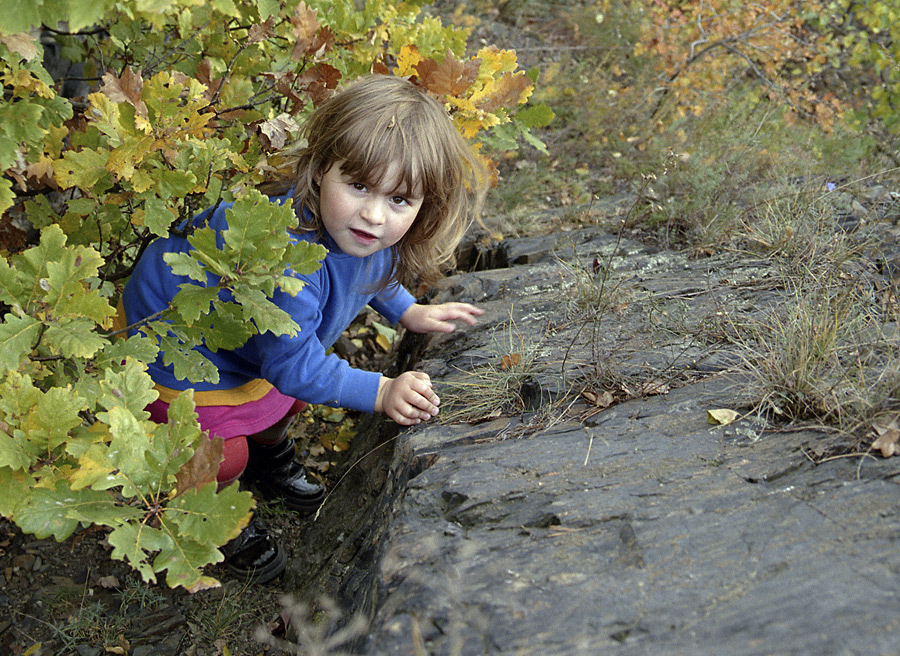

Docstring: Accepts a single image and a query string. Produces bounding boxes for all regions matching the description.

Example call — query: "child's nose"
[361,198,386,225]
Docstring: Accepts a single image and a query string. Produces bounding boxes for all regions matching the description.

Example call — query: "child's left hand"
[399,302,484,334]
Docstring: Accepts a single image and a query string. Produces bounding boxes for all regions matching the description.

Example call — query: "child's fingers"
[441,303,483,325]
[387,372,440,424]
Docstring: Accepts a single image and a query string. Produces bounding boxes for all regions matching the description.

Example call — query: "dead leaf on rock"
[707,408,740,426]
[582,389,614,408]
[97,575,120,589]
[871,420,900,457]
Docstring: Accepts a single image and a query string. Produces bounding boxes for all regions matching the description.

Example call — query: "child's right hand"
[375,371,440,425]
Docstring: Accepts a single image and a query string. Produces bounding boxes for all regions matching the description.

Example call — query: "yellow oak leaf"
[476,45,519,75]
[395,44,423,76]
[475,72,533,112]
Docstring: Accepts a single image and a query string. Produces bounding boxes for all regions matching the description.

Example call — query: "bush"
[0,0,550,591]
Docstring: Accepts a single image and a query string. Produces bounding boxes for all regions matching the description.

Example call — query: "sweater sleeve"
[368,281,416,325]
[251,276,383,413]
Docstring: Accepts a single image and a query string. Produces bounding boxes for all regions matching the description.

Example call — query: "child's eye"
[351,182,367,192]
[390,195,409,206]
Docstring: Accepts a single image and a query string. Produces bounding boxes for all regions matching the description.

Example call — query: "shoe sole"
[224,548,287,584]
[253,483,326,515]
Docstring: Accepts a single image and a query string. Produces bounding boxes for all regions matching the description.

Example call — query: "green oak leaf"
[0,466,33,517]
[104,405,156,497]
[96,357,158,418]
[19,385,85,454]
[142,391,202,490]
[152,525,224,590]
[153,329,219,383]
[107,522,175,584]
[163,251,208,282]
[53,146,110,190]
[0,432,32,471]
[171,284,219,323]
[166,481,253,545]
[287,240,328,276]
[44,319,108,358]
[14,481,122,541]
[232,286,297,335]
[0,314,41,372]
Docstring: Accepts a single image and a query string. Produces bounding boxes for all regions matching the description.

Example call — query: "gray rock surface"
[337,228,900,655]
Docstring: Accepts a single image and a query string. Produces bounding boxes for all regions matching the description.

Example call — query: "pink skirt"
[146,386,302,439]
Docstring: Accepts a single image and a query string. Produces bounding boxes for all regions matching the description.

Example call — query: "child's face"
[317,160,424,257]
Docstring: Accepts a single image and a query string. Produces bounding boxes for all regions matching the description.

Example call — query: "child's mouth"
[350,228,378,244]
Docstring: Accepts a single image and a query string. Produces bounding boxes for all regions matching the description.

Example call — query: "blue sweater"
[121,197,416,413]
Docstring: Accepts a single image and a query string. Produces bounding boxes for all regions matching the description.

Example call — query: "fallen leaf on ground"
[707,408,740,426]
[582,389,615,408]
[872,421,900,457]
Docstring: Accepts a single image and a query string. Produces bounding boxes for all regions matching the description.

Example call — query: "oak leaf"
[257,113,300,151]
[298,63,341,107]
[0,33,40,61]
[707,408,740,425]
[416,51,480,97]
[100,67,147,119]
[195,59,223,100]
[290,1,320,60]
[582,389,615,408]
[174,436,224,497]
[476,72,532,112]
[248,17,275,44]
[395,44,423,76]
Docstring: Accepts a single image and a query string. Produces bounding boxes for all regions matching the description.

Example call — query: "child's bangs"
[336,115,430,197]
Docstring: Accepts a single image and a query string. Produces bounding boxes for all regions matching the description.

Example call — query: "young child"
[120,74,487,583]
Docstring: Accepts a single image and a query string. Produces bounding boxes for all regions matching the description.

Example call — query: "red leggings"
[216,400,307,486]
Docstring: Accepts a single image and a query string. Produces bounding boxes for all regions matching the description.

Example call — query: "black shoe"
[245,437,326,514]
[221,514,286,584]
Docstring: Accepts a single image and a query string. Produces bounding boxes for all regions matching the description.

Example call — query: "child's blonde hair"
[292,74,486,289]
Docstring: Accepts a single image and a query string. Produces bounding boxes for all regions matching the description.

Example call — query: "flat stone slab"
[345,230,900,655]
[366,386,900,655]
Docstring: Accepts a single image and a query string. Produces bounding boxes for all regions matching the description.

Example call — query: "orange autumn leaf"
[416,51,480,97]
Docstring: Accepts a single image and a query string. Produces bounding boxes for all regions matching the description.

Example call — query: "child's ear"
[314,161,335,185]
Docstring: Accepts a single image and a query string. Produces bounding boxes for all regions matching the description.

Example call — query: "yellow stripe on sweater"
[154,379,275,406]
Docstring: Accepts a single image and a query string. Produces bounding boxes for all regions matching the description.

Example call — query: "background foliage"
[0,0,550,591]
